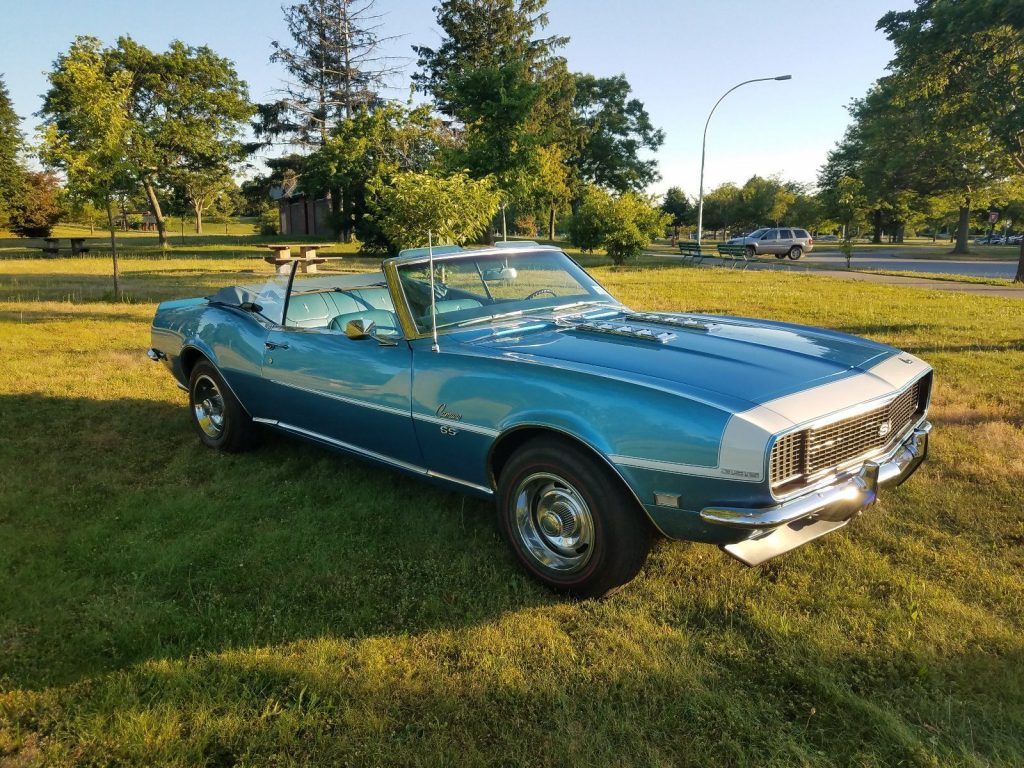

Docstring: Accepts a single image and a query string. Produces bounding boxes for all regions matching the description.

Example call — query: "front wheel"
[188,360,256,452]
[496,437,653,598]
[745,245,757,259]
[788,246,803,260]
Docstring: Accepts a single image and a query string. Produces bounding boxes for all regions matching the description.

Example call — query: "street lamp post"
[696,75,792,245]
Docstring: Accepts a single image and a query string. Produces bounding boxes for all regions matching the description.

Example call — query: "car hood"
[464,309,895,409]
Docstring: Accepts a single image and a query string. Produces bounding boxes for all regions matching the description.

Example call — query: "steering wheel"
[525,288,557,300]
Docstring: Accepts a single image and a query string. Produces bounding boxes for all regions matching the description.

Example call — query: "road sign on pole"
[989,211,1000,224]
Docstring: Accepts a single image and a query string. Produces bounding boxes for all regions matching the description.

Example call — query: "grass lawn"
[1,254,1022,766]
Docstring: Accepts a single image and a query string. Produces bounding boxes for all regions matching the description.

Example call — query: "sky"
[0,0,911,196]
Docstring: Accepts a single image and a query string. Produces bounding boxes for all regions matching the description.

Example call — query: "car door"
[759,229,781,254]
[778,229,795,253]
[259,265,422,467]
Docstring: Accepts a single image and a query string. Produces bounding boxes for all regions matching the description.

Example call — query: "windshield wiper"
[452,309,526,328]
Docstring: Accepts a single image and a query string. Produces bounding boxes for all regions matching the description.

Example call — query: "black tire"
[496,437,653,598]
[188,359,256,452]
[745,245,757,259]
[788,246,803,260]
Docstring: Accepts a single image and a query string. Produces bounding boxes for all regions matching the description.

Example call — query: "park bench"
[264,243,332,274]
[41,237,90,257]
[677,241,708,265]
[716,243,752,269]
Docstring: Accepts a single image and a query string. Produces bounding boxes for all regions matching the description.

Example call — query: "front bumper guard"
[702,421,930,566]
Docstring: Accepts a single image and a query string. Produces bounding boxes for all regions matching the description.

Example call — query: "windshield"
[396,249,615,334]
[746,228,768,239]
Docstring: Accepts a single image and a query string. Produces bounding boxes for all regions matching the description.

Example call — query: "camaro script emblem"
[878,421,892,438]
[436,403,463,422]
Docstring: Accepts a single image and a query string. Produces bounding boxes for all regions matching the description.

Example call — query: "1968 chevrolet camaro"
[149,243,932,597]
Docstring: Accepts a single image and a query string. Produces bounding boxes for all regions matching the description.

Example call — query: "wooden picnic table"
[263,244,333,274]
[41,237,90,257]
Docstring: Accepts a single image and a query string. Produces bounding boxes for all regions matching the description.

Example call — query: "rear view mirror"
[345,319,376,340]
[482,267,518,282]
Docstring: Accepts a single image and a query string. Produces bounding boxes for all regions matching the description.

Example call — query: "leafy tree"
[834,176,869,267]
[530,144,572,241]
[368,171,500,252]
[0,75,25,232]
[40,37,136,294]
[877,0,1023,276]
[10,172,64,238]
[43,37,253,249]
[413,0,573,209]
[109,38,253,247]
[301,104,445,244]
[700,182,741,234]
[570,74,664,193]
[661,187,691,238]
[567,185,667,264]
[174,165,237,234]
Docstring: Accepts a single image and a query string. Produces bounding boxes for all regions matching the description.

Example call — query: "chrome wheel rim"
[193,374,226,439]
[513,472,594,574]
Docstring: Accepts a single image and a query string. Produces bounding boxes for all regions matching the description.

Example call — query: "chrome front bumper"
[702,421,931,566]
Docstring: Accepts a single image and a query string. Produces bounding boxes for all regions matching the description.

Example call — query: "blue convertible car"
[149,244,932,597]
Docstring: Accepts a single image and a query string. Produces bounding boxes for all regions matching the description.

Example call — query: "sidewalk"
[789,268,1024,300]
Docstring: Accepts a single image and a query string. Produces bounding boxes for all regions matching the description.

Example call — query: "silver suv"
[727,227,814,260]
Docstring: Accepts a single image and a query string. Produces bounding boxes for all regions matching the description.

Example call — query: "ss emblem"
[440,425,459,437]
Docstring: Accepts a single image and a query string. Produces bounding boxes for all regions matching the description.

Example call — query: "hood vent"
[625,312,711,332]
[562,319,676,344]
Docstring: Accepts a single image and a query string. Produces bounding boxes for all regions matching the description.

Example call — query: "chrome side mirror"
[345,319,376,340]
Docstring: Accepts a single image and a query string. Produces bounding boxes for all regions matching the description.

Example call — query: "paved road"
[806,252,1017,279]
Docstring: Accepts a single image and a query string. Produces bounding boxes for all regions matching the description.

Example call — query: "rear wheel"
[496,437,653,598]
[188,360,256,452]
[788,246,803,260]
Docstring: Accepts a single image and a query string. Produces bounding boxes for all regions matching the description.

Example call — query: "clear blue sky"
[1,0,910,195]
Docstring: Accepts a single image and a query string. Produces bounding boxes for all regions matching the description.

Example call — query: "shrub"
[11,171,63,238]
[568,186,668,264]
[258,203,279,236]
[369,171,500,252]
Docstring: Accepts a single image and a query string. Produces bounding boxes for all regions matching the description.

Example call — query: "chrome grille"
[769,431,807,487]
[769,378,926,491]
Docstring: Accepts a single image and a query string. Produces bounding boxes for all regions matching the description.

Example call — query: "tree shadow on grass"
[0,393,547,692]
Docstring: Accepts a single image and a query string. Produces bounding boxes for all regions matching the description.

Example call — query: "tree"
[174,165,236,234]
[264,0,403,241]
[413,0,573,209]
[567,185,668,264]
[878,0,1024,279]
[0,75,25,232]
[301,103,446,244]
[661,187,691,238]
[368,171,500,252]
[109,38,253,247]
[43,37,253,249]
[40,36,135,295]
[834,176,869,267]
[570,74,664,193]
[10,172,63,238]
[266,0,400,145]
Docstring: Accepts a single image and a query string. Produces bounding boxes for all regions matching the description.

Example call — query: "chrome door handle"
[265,341,289,350]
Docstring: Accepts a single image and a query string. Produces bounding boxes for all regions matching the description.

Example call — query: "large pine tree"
[413,0,574,208]
[0,75,25,231]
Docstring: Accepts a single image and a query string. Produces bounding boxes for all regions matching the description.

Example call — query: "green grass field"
[1,254,1022,766]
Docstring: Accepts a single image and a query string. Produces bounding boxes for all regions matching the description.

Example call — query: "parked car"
[149,244,932,597]
[1008,234,1022,245]
[817,234,840,242]
[974,234,1004,245]
[726,227,815,259]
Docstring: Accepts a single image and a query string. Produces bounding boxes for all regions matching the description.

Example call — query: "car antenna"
[428,231,440,353]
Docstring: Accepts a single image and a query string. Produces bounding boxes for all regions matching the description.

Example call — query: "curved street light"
[696,75,792,245]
